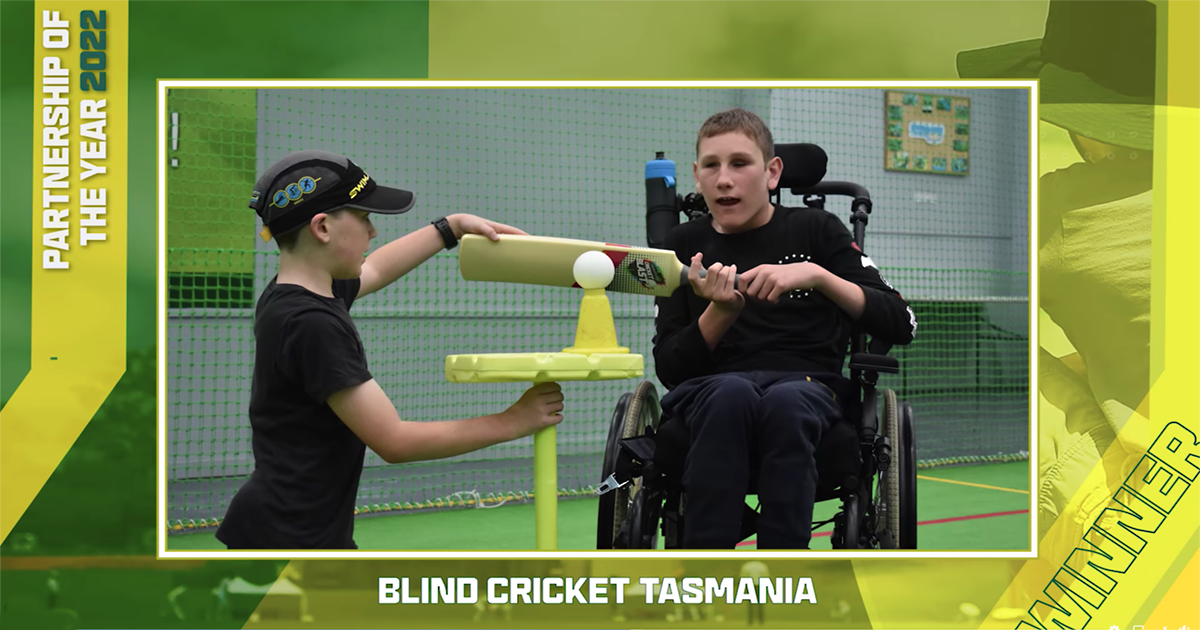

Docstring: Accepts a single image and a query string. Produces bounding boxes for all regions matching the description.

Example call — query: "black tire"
[876,389,901,548]
[899,401,918,549]
[596,381,661,549]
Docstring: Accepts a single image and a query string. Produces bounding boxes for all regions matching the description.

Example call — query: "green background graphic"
[2,1,1197,630]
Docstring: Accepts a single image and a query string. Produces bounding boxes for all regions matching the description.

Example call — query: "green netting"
[165,87,1030,530]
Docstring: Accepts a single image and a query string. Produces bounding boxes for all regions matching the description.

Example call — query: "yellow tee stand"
[445,288,643,550]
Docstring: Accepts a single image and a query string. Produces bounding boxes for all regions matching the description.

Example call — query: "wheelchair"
[596,143,918,550]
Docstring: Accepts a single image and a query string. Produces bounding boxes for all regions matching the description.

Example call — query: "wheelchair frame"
[596,144,918,550]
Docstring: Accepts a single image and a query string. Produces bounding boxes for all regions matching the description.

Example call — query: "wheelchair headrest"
[772,143,828,191]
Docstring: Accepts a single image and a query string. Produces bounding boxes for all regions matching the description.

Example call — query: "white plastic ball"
[573,250,615,289]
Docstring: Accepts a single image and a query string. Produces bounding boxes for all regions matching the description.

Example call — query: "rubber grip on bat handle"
[686,267,741,291]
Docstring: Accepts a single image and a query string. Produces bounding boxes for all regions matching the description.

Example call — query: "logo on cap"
[272,176,322,208]
[348,173,371,199]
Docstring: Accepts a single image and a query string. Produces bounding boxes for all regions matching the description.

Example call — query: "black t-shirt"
[653,204,917,390]
[216,277,373,549]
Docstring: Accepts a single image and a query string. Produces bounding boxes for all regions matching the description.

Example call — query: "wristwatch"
[432,216,457,249]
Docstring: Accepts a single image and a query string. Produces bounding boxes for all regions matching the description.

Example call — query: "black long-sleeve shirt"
[652,204,917,390]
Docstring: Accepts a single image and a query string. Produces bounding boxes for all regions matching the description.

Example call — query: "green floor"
[169,461,1030,551]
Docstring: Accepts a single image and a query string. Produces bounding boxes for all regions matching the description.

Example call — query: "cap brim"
[958,39,1156,151]
[1039,64,1155,151]
[1042,103,1155,151]
[344,184,416,215]
[956,38,1044,80]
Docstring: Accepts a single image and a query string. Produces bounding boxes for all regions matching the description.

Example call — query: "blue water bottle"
[645,151,678,248]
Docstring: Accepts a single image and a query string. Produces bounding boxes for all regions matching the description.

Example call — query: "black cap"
[250,150,416,242]
[956,0,1156,150]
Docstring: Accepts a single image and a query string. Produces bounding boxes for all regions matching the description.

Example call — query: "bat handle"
[690,267,741,291]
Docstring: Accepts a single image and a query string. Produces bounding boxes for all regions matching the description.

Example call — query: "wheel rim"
[875,389,901,548]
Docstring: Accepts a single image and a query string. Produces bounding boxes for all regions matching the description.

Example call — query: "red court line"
[918,509,1029,526]
[736,508,1030,547]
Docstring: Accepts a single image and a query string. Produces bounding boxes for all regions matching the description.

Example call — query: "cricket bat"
[458,234,739,297]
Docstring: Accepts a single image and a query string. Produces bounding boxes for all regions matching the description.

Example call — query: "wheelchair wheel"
[899,401,918,549]
[597,392,632,548]
[596,381,661,549]
[876,389,902,548]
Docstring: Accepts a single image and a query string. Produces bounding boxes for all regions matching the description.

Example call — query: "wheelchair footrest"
[596,434,658,496]
[849,352,899,373]
[621,434,658,462]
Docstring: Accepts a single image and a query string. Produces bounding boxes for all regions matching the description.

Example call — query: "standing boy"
[216,150,564,549]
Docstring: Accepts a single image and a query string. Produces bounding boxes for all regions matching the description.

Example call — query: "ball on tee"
[573,251,615,289]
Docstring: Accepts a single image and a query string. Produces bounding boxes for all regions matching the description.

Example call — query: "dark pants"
[661,372,841,549]
[749,602,765,626]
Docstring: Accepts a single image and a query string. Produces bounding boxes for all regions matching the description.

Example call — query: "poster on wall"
[885,90,971,175]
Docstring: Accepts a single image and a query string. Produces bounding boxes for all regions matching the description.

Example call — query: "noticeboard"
[885,91,971,176]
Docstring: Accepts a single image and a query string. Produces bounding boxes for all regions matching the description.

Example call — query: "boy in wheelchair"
[652,108,917,549]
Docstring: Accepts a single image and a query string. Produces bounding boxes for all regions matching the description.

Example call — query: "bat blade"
[458,234,688,297]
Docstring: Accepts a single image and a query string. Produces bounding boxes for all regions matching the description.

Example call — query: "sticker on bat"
[627,258,665,289]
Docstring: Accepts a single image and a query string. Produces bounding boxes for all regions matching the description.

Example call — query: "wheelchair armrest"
[849,352,899,374]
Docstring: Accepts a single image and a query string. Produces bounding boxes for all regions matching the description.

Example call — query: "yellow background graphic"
[2,0,128,542]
